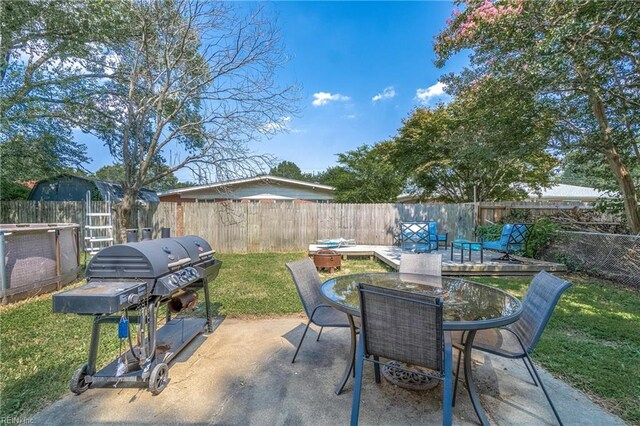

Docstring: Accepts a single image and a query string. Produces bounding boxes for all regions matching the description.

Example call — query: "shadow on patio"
[33,317,623,425]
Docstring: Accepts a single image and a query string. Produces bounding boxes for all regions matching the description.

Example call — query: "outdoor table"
[320,272,522,426]
[451,238,484,263]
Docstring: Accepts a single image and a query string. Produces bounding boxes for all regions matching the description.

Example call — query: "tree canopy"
[318,144,404,203]
[390,76,557,202]
[435,0,640,231]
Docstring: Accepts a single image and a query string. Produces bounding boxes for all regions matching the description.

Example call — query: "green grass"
[473,275,640,424]
[0,252,638,424]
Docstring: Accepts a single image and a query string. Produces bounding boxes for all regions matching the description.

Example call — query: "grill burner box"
[53,235,222,395]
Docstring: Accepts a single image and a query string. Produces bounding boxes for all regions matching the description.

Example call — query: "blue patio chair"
[399,222,438,253]
[481,223,532,262]
[351,283,453,425]
[428,221,448,248]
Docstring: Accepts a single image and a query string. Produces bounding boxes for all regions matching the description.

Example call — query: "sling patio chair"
[399,252,443,276]
[351,283,453,426]
[452,271,571,426]
[428,221,449,248]
[286,258,352,363]
[481,223,532,263]
[399,222,439,253]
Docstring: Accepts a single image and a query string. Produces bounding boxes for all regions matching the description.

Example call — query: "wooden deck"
[308,244,566,276]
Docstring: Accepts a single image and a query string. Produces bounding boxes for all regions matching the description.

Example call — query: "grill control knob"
[127,294,140,304]
[170,275,179,285]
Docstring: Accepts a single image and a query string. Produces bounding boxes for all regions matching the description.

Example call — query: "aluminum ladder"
[85,191,114,256]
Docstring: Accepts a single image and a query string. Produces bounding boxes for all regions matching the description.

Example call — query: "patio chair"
[481,223,532,262]
[285,258,351,363]
[452,271,571,425]
[399,222,438,253]
[428,221,448,248]
[351,283,453,426]
[399,252,442,276]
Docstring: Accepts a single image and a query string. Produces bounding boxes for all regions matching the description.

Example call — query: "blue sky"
[81,1,467,180]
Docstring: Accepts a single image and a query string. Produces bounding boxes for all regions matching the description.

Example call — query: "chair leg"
[452,331,466,407]
[291,318,312,363]
[316,326,323,342]
[350,339,365,426]
[526,354,563,426]
[373,356,381,383]
[443,338,453,426]
[452,349,462,406]
[522,356,538,387]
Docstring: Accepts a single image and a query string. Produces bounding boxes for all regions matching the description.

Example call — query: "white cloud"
[260,116,291,134]
[312,92,350,106]
[415,82,448,104]
[372,86,396,102]
[344,114,357,119]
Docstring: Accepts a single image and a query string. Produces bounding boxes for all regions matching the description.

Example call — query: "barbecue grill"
[53,235,222,395]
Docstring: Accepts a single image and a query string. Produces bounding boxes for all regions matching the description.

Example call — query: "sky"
[79,1,467,181]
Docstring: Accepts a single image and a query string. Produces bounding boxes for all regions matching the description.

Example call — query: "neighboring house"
[526,184,607,202]
[397,183,607,204]
[28,175,159,203]
[159,175,335,203]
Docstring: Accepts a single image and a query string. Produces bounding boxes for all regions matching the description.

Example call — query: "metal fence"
[543,231,640,289]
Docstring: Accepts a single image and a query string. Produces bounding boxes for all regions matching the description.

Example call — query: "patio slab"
[309,245,567,276]
[33,317,622,425]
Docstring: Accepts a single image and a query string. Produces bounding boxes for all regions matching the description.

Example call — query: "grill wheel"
[70,364,90,394]
[149,362,169,395]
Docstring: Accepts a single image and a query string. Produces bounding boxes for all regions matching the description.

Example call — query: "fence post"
[176,202,184,236]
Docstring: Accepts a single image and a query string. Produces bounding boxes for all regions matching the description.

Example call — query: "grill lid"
[173,235,214,262]
[87,239,191,279]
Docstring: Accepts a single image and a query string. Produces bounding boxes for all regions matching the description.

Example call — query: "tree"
[94,164,181,192]
[1,0,132,197]
[435,0,640,232]
[88,1,297,239]
[320,144,404,203]
[390,77,557,202]
[0,119,89,196]
[269,161,306,181]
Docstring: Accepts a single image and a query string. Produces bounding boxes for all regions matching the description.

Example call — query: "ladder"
[85,191,114,256]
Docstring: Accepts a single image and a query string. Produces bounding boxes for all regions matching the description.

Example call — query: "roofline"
[29,173,158,194]
[159,175,335,196]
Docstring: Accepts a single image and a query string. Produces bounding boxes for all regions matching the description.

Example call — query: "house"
[159,175,335,203]
[28,175,159,203]
[526,184,607,202]
[397,184,606,204]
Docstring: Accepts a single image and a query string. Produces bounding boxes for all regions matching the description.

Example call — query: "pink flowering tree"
[435,0,640,233]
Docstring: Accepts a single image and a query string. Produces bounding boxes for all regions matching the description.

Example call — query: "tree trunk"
[589,94,640,234]
[117,191,136,243]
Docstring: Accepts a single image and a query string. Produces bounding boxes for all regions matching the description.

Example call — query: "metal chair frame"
[452,271,571,426]
[399,222,438,253]
[483,223,533,263]
[286,258,351,363]
[351,283,453,426]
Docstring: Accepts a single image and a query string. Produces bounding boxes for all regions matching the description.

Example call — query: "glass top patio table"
[320,272,522,331]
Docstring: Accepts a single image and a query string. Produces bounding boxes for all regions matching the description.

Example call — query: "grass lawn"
[0,252,638,424]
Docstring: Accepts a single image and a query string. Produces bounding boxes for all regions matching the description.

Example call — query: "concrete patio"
[34,317,623,425]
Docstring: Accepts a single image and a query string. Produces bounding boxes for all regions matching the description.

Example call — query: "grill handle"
[198,249,215,258]
[168,258,191,269]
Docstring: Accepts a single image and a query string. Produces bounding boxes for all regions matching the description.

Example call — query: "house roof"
[397,184,607,203]
[527,184,607,200]
[29,174,159,202]
[159,175,334,196]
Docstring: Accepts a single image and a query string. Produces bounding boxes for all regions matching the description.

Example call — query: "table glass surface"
[321,273,522,329]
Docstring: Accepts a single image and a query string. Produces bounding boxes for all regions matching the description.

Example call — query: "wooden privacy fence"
[0,201,476,253]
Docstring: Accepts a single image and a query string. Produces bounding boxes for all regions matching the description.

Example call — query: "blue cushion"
[499,224,513,246]
[482,241,504,251]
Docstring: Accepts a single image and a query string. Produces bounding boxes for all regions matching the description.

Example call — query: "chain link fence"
[543,231,640,290]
